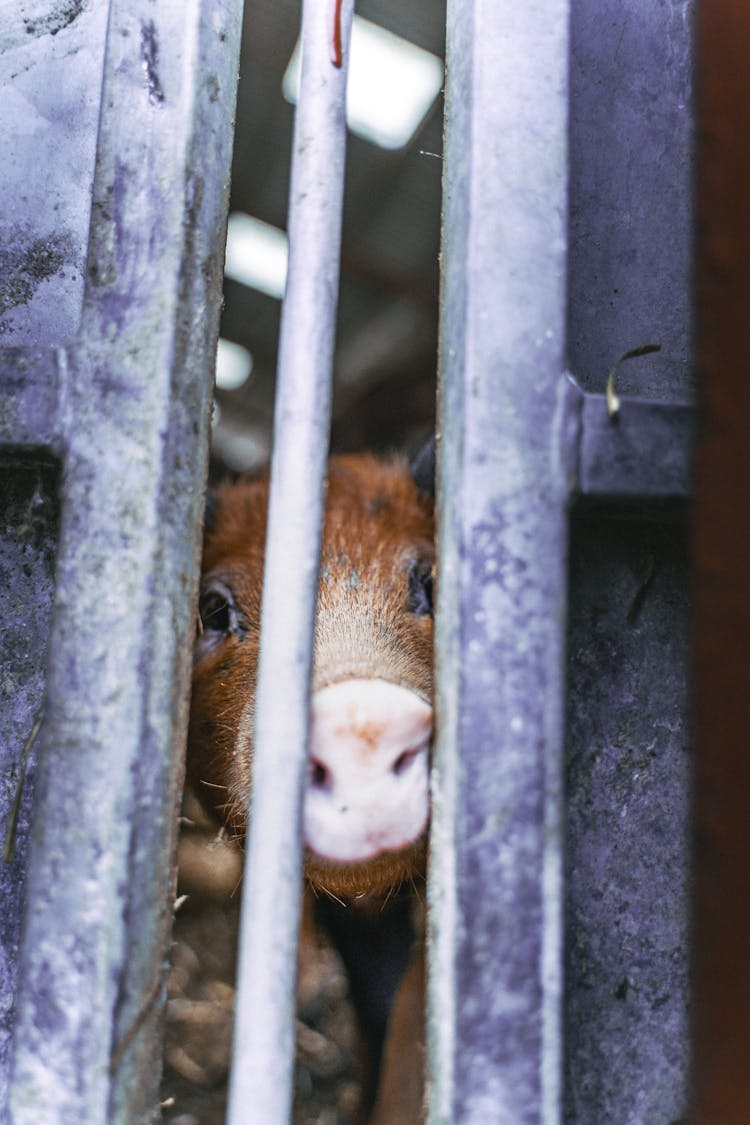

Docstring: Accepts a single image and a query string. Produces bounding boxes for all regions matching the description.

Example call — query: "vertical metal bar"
[226,2,353,1121]
[693,2,750,1120]
[6,1,241,1119]
[430,2,569,1122]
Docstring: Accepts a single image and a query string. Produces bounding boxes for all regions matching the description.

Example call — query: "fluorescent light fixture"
[224,213,288,298]
[282,16,443,150]
[216,338,253,391]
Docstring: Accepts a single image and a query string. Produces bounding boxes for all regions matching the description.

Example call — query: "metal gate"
[431,2,693,1121]
[0,1,242,1120]
[0,0,705,1122]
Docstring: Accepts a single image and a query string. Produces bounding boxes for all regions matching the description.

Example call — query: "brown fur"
[186,453,433,1119]
[187,453,433,896]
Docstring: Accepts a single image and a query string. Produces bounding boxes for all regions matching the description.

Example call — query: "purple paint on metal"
[2,0,242,1119]
[565,517,691,1121]
[0,0,109,346]
[0,460,59,1115]
[433,0,694,1120]
[0,352,63,453]
[431,2,570,1120]
[563,1,694,1119]
[567,0,694,401]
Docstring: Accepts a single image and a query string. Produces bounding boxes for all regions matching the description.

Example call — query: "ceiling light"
[282,16,443,150]
[224,213,288,298]
[216,338,254,390]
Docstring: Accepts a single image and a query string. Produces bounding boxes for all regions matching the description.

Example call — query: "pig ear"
[409,436,435,498]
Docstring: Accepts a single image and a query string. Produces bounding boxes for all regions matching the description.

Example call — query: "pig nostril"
[310,758,331,791]
[393,747,420,776]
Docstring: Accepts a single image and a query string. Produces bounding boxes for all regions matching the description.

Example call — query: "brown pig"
[186,451,435,1122]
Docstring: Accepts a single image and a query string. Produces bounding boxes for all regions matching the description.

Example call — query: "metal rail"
[226,2,354,1121]
[3,0,242,1119]
[431,2,570,1121]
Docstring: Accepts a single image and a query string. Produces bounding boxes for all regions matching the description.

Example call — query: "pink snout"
[305,678,432,864]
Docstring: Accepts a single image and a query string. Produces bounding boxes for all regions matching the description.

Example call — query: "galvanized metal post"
[430,2,570,1122]
[226,2,353,1122]
[564,3,694,1121]
[1,0,242,1120]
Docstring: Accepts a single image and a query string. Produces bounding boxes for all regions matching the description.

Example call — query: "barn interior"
[210,0,445,479]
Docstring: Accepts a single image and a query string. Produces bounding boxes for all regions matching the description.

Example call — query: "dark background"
[211,0,445,477]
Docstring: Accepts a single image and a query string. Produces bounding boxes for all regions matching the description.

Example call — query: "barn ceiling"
[212,0,446,475]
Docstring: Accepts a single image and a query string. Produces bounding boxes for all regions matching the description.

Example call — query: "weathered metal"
[568,386,695,502]
[433,1,694,1122]
[565,515,691,1122]
[567,0,694,402]
[0,0,700,1120]
[0,0,242,1120]
[226,2,354,1122]
[431,3,570,1120]
[0,457,60,1114]
[563,1,694,1117]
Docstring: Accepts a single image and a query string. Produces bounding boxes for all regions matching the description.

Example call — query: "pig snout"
[304,678,432,865]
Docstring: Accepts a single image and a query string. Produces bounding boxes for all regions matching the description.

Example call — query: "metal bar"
[0,350,64,452]
[431,2,570,1122]
[567,0,693,401]
[226,2,353,1121]
[564,517,691,1122]
[562,2,694,1117]
[565,384,696,501]
[7,1,241,1119]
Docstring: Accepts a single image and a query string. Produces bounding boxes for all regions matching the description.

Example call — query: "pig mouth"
[304,833,428,899]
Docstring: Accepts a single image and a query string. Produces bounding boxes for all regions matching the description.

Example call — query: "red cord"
[332,0,343,67]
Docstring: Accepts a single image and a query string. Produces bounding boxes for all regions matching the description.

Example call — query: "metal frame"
[432,3,571,1120]
[227,2,354,1121]
[692,2,750,1119]
[0,1,242,1119]
[432,1,694,1122]
[0,0,700,1120]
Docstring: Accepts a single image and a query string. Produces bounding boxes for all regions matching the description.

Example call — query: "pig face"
[187,454,435,900]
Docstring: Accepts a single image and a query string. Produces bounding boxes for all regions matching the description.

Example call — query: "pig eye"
[198,582,238,637]
[408,559,434,617]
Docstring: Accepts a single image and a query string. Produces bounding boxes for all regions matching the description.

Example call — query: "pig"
[186,448,435,1122]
